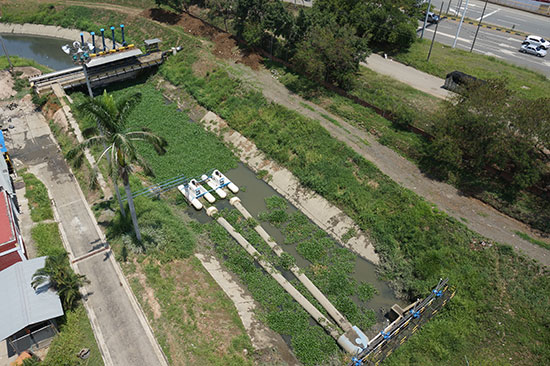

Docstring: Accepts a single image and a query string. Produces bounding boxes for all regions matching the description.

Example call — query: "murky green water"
[0,34,74,70]
[189,162,404,328]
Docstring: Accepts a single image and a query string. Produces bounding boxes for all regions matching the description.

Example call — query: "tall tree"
[292,23,369,89]
[32,254,89,310]
[427,79,543,193]
[206,0,236,31]
[72,91,168,241]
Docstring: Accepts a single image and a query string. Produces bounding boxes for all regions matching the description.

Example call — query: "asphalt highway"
[428,0,549,37]
[421,18,550,76]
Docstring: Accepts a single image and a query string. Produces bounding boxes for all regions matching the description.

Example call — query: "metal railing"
[9,323,58,355]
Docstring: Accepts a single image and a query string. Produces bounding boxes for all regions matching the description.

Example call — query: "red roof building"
[0,190,26,272]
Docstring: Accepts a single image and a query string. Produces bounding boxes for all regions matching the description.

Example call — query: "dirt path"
[232,62,550,267]
[361,54,453,100]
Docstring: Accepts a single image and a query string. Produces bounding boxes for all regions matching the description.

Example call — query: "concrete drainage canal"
[168,162,454,364]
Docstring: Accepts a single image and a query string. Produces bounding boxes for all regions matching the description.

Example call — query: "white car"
[522,35,550,50]
[519,44,547,57]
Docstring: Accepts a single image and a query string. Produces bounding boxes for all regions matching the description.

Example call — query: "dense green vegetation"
[260,196,378,322]
[21,171,54,222]
[160,53,550,365]
[199,212,343,365]
[394,38,550,100]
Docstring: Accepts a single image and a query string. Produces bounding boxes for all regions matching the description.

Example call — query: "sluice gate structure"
[28,24,168,95]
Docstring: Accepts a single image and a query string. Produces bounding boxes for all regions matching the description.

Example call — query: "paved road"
[429,0,550,37]
[421,19,550,76]
[4,96,168,366]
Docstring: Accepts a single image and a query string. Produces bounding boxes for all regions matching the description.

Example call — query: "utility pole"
[452,0,469,48]
[446,0,452,15]
[470,0,489,52]
[421,0,433,40]
[456,0,463,16]
[428,2,445,61]
[0,35,13,75]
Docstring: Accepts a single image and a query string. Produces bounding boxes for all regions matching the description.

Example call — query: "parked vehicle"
[519,44,547,57]
[426,11,440,24]
[443,71,486,93]
[522,35,550,50]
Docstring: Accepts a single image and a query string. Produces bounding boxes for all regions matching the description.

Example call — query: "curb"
[442,16,527,37]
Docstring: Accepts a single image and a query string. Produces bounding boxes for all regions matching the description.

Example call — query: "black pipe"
[111,26,116,50]
[120,24,126,46]
[101,28,106,52]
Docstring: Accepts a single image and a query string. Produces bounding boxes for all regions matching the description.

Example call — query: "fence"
[9,323,58,355]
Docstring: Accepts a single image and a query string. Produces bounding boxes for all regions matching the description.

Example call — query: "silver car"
[519,44,547,57]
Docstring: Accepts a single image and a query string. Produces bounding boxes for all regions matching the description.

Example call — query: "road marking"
[543,61,550,67]
[476,9,499,21]
[499,49,516,56]
[424,28,472,43]
[484,52,502,59]
[497,43,515,49]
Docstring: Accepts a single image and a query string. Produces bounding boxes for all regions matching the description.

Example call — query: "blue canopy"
[0,130,7,153]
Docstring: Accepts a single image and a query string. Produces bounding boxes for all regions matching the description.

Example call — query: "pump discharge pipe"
[206,206,341,340]
[230,197,353,331]
[229,198,368,353]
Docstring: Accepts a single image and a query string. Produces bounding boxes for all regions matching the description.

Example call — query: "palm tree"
[71,90,167,241]
[32,253,89,310]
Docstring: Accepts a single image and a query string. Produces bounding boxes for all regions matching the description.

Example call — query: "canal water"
[189,162,404,329]
[0,34,74,70]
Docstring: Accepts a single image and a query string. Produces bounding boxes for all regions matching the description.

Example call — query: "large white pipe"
[206,207,341,340]
[229,197,353,332]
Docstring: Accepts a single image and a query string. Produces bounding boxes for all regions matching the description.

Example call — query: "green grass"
[0,55,52,73]
[32,223,66,257]
[42,306,104,366]
[394,38,550,100]
[515,231,550,250]
[265,60,429,161]
[161,58,550,365]
[21,171,54,222]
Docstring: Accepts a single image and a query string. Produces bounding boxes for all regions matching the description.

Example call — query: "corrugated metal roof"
[86,48,143,68]
[0,257,64,340]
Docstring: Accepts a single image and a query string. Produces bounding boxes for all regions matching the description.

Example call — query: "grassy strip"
[515,231,550,250]
[130,257,254,366]
[42,306,104,366]
[265,60,429,162]
[31,223,66,257]
[393,38,550,100]
[160,56,550,365]
[0,55,52,73]
[21,171,54,222]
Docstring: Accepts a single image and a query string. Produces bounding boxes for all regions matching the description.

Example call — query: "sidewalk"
[4,95,168,366]
[362,54,453,100]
